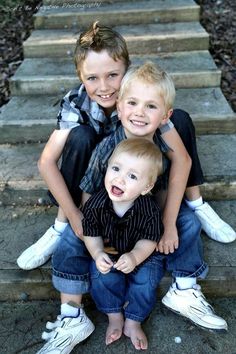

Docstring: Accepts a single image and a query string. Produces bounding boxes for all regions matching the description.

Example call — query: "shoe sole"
[162,301,228,332]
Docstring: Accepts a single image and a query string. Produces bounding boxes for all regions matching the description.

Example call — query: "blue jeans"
[52,225,91,294]
[89,203,208,322]
[90,254,164,322]
[52,203,208,295]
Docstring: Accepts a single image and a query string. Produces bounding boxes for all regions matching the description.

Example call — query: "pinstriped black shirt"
[82,188,163,255]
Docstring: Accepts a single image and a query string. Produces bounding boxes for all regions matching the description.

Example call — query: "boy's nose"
[135,106,144,117]
[100,79,108,91]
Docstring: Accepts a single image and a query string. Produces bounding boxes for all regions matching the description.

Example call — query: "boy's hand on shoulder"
[68,208,84,239]
[114,252,137,274]
[157,225,179,254]
[95,252,113,274]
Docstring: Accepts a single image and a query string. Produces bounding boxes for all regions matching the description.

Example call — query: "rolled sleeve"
[57,90,82,130]
[159,119,174,134]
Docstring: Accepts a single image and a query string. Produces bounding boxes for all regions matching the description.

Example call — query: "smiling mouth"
[111,185,124,196]
[130,119,147,126]
[99,93,114,99]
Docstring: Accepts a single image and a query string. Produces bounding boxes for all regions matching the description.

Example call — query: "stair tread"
[1,88,235,127]
[36,0,198,15]
[34,0,199,29]
[1,200,235,301]
[1,201,235,270]
[24,22,208,46]
[0,135,235,187]
[13,51,219,77]
[11,51,222,94]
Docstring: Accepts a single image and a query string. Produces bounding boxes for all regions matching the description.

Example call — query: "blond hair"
[109,138,163,185]
[74,21,130,77]
[118,62,175,112]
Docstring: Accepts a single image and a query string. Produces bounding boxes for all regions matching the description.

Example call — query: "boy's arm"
[114,239,156,274]
[82,192,91,206]
[80,136,114,195]
[158,127,192,254]
[38,129,83,236]
[83,236,113,274]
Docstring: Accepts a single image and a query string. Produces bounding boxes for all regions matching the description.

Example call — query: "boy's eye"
[147,104,157,109]
[128,173,137,180]
[127,100,136,106]
[87,76,96,81]
[112,166,119,171]
[109,73,118,78]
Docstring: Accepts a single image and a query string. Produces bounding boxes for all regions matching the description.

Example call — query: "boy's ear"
[141,183,154,196]
[161,108,173,125]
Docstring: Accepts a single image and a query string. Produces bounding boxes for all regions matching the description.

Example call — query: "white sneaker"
[37,309,95,354]
[17,225,61,270]
[195,202,236,243]
[162,283,227,331]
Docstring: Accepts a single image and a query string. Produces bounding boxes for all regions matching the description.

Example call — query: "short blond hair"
[74,21,130,77]
[109,138,163,185]
[118,62,175,112]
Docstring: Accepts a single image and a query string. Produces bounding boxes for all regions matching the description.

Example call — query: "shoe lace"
[41,315,62,341]
[192,284,214,313]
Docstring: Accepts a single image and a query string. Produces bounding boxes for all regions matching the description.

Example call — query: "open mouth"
[111,185,124,196]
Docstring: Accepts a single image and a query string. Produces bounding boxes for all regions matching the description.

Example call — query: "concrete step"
[1,200,235,301]
[1,298,236,353]
[0,134,235,206]
[23,22,209,57]
[1,88,235,144]
[10,51,221,95]
[34,0,199,30]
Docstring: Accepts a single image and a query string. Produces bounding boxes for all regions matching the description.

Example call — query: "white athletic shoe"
[37,309,95,354]
[162,283,227,331]
[17,225,61,270]
[195,202,236,243]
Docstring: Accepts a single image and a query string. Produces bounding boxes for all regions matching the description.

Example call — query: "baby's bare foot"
[106,313,124,345]
[123,318,148,350]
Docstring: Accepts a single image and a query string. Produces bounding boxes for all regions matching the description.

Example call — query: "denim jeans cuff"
[96,306,123,314]
[172,262,208,279]
[52,274,90,295]
[125,311,147,323]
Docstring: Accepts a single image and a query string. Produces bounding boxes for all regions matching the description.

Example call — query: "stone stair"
[0,0,235,302]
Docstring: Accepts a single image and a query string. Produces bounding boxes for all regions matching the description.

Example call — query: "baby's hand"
[95,252,113,274]
[113,252,137,274]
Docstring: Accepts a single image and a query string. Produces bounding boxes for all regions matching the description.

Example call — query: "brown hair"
[109,138,163,185]
[74,21,130,77]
